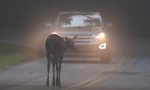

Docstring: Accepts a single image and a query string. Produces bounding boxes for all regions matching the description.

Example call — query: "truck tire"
[100,52,111,64]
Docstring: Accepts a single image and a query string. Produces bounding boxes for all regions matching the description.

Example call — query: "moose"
[45,34,76,87]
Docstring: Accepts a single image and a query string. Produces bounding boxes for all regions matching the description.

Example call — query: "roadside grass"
[0,43,41,69]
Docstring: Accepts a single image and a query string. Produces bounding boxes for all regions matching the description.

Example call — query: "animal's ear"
[71,36,77,40]
[65,36,69,40]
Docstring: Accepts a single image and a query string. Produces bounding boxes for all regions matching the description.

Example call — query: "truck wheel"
[100,53,111,64]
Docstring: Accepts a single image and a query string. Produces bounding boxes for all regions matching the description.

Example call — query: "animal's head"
[64,36,77,51]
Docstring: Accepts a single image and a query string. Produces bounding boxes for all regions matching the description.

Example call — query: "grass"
[0,43,41,69]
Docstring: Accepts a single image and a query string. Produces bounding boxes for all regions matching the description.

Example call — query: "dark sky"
[0,0,150,37]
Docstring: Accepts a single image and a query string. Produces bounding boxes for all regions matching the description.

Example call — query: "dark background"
[0,0,150,38]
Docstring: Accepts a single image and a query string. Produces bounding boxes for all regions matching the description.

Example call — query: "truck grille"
[61,34,97,45]
[75,35,97,45]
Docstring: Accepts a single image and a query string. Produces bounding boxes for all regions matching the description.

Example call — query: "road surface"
[0,47,150,90]
[0,29,150,90]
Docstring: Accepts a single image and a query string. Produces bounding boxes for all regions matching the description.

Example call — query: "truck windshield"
[59,14,101,28]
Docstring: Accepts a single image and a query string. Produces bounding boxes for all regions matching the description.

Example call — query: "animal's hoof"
[56,84,61,87]
[52,81,55,86]
[46,81,49,87]
[56,82,61,87]
[46,84,49,87]
[52,84,55,86]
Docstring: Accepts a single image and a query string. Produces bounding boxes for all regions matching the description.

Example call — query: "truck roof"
[58,11,100,15]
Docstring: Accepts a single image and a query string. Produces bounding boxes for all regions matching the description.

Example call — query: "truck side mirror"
[46,23,52,27]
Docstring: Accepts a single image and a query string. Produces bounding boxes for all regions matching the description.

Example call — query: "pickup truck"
[49,12,111,63]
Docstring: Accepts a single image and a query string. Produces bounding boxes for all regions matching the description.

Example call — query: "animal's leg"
[56,60,60,87]
[52,60,56,86]
[46,52,50,87]
[56,56,63,87]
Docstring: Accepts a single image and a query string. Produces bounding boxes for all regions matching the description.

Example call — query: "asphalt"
[0,28,150,90]
[0,46,150,90]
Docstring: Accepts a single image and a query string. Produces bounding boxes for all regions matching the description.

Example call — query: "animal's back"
[45,34,65,56]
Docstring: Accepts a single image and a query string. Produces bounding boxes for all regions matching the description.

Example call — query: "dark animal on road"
[45,34,76,87]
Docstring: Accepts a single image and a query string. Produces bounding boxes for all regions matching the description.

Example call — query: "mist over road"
[0,49,150,90]
[0,28,150,90]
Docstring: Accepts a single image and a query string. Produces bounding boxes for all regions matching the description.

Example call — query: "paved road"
[0,49,150,90]
[0,29,150,90]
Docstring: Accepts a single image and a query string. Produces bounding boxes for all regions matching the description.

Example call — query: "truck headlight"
[99,43,107,49]
[51,32,58,35]
[95,32,105,40]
